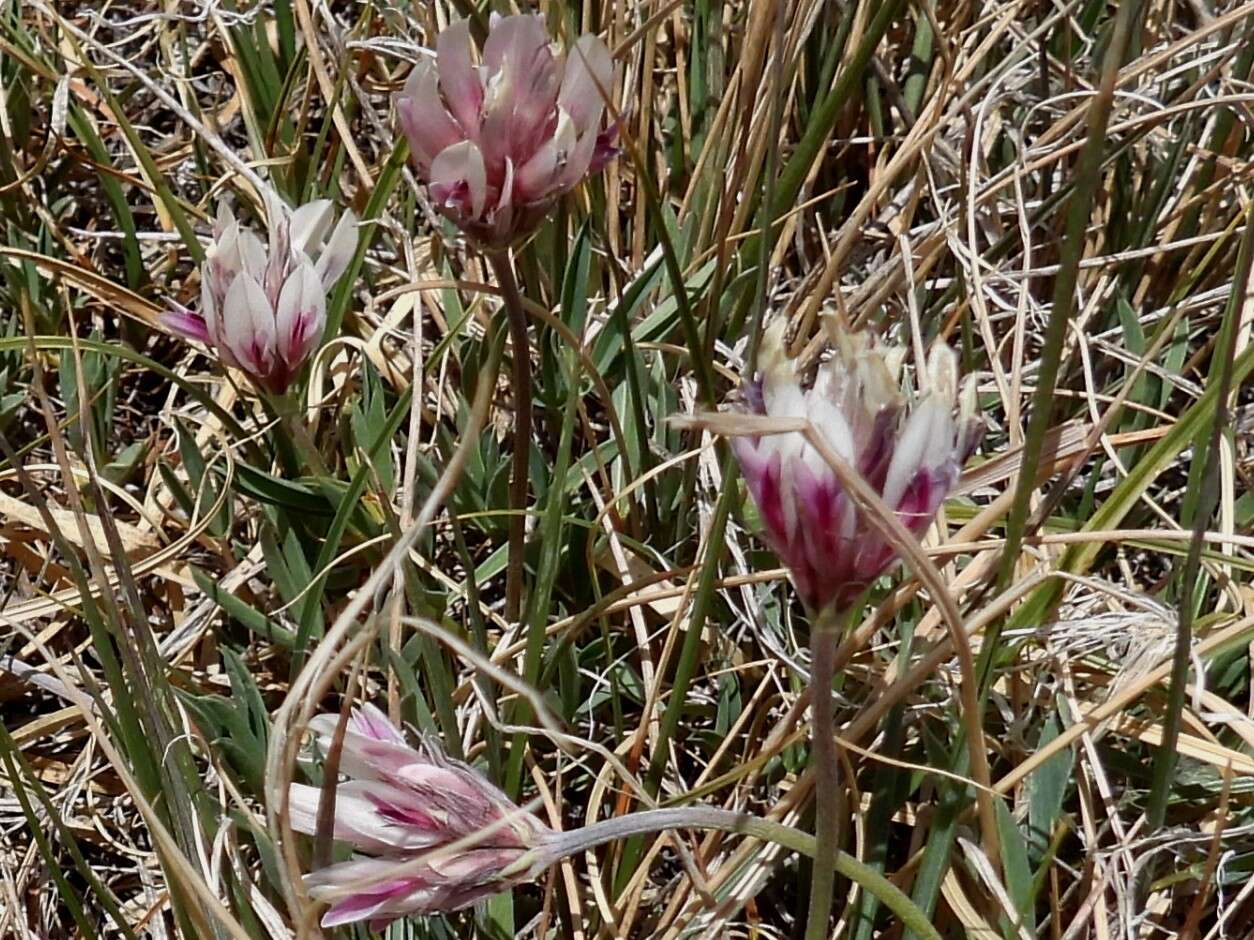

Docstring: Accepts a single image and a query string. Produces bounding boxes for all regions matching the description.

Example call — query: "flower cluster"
[396,15,617,246]
[163,199,356,395]
[730,318,982,614]
[289,706,551,930]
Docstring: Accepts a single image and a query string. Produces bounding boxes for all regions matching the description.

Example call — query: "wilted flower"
[395,15,617,246]
[731,318,982,614]
[289,705,551,929]
[163,199,357,395]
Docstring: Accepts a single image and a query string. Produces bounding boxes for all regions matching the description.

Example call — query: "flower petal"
[430,140,488,219]
[288,782,443,853]
[161,307,210,343]
[237,229,268,282]
[348,703,408,745]
[514,108,575,202]
[437,19,484,134]
[275,262,325,367]
[397,58,464,174]
[881,398,950,510]
[221,272,276,379]
[558,34,613,134]
[481,15,560,166]
[212,201,234,239]
[289,199,334,255]
[314,209,357,289]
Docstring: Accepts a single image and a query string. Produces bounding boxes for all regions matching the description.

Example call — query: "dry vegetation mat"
[1,0,1253,937]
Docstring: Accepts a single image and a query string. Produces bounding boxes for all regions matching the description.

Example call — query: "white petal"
[275,263,326,365]
[558,34,613,134]
[289,200,334,254]
[314,210,357,289]
[237,229,268,282]
[222,272,276,377]
[430,140,488,218]
[882,400,947,509]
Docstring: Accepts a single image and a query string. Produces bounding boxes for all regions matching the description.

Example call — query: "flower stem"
[536,806,939,940]
[806,603,845,940]
[487,250,531,624]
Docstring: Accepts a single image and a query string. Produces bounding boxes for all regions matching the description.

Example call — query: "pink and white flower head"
[162,198,357,395]
[731,317,982,614]
[289,705,552,929]
[395,15,618,247]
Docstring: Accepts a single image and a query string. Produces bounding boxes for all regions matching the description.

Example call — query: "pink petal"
[397,58,464,174]
[161,307,211,343]
[437,19,484,135]
[480,15,560,168]
[514,109,575,202]
[288,782,443,853]
[348,704,408,745]
[881,399,951,510]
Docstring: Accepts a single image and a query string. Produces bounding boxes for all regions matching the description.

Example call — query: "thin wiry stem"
[488,249,532,624]
[805,602,846,940]
[535,806,940,940]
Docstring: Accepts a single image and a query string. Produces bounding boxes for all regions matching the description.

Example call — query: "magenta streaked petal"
[220,272,276,380]
[894,465,955,534]
[481,15,561,168]
[348,704,409,745]
[161,307,211,343]
[858,406,900,490]
[320,877,424,928]
[275,262,325,367]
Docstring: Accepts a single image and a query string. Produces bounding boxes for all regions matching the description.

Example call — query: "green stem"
[990,0,1141,610]
[806,603,847,940]
[487,249,532,624]
[1144,195,1254,831]
[536,807,939,940]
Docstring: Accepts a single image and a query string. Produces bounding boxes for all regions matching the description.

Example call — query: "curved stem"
[806,603,845,940]
[536,806,939,940]
[487,250,531,624]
